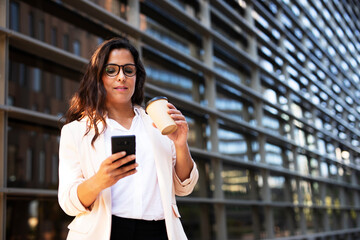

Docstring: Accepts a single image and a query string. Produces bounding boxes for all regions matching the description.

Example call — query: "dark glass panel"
[28,12,35,37]
[179,203,215,240]
[311,182,322,206]
[304,208,315,233]
[265,142,283,166]
[329,209,342,230]
[10,1,20,31]
[218,128,247,158]
[185,159,212,199]
[73,40,81,56]
[7,120,60,189]
[51,27,58,46]
[10,0,100,59]
[273,207,293,237]
[226,205,255,239]
[6,196,72,240]
[9,49,79,117]
[349,210,358,228]
[216,84,244,121]
[269,175,286,202]
[62,34,69,51]
[145,64,197,101]
[222,165,255,200]
[300,180,313,206]
[262,112,281,135]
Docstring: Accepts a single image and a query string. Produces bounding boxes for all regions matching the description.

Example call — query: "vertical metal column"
[0,0,8,239]
[277,6,297,235]
[320,181,330,231]
[127,0,141,58]
[350,157,360,228]
[246,1,274,237]
[196,3,211,239]
[304,47,322,233]
[339,170,348,230]
[243,93,260,238]
[201,1,226,239]
[198,160,211,240]
[243,1,262,238]
[128,0,139,28]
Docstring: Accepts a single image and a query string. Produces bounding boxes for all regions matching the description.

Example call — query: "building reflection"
[2,0,360,239]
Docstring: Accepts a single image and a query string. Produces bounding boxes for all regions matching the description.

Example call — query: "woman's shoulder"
[62,118,88,132]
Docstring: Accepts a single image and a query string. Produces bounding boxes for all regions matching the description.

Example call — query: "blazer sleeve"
[58,123,90,216]
[171,142,199,196]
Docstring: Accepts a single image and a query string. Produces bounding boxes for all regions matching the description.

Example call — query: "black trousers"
[110,215,168,240]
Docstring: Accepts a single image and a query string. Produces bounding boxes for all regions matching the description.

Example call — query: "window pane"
[9,50,79,116]
[73,40,81,56]
[226,206,255,239]
[218,128,247,158]
[12,0,99,58]
[179,203,215,240]
[10,2,20,31]
[222,166,254,200]
[270,175,286,202]
[7,120,60,189]
[273,207,294,237]
[6,197,72,240]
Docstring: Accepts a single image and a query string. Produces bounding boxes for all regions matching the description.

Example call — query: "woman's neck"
[107,103,135,128]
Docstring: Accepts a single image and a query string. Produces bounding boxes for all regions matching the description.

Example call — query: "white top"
[104,108,168,220]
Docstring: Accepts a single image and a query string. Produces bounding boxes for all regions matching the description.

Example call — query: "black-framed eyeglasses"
[104,63,137,78]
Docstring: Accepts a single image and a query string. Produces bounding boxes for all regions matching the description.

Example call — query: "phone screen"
[111,135,136,167]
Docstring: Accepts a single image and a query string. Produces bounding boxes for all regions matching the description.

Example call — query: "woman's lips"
[114,86,128,91]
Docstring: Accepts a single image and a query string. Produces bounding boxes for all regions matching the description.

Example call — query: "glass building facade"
[1,0,360,239]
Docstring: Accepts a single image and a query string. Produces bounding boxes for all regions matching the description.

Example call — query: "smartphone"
[111,135,136,168]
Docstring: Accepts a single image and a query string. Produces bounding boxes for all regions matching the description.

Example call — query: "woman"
[58,37,199,240]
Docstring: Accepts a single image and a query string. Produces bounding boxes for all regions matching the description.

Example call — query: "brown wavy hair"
[65,37,146,146]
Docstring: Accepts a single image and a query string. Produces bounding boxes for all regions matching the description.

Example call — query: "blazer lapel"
[138,107,176,238]
[83,120,107,174]
[138,107,172,181]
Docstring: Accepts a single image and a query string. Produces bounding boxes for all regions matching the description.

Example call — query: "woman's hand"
[166,103,189,147]
[166,103,194,181]
[77,152,137,208]
[151,102,193,181]
[94,152,137,190]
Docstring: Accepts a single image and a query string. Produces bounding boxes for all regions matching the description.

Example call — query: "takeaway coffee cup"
[146,96,177,135]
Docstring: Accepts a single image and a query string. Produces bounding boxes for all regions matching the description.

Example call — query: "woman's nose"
[117,69,126,81]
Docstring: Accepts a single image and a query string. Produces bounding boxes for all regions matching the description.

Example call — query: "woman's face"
[102,48,136,108]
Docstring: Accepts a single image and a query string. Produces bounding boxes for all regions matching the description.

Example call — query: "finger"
[116,162,138,173]
[167,103,176,110]
[115,168,137,180]
[174,121,189,131]
[170,113,186,121]
[174,120,188,125]
[114,162,138,178]
[109,151,127,163]
[167,108,180,114]
[113,154,136,169]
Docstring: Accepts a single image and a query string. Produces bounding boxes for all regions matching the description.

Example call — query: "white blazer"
[58,106,199,240]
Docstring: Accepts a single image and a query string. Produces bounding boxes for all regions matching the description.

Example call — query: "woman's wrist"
[174,140,189,150]
[89,173,105,195]
[78,175,103,208]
